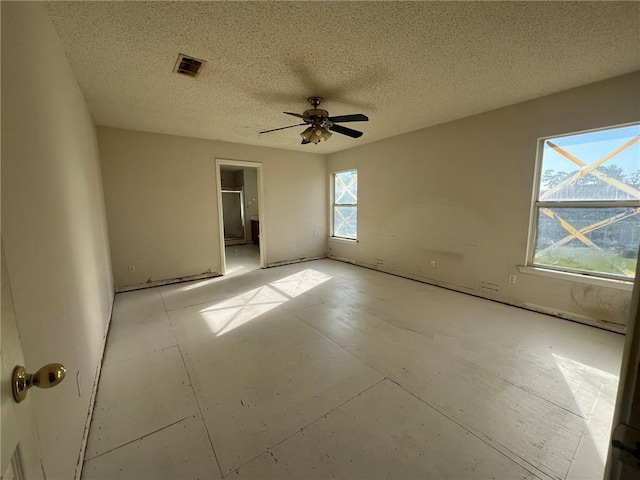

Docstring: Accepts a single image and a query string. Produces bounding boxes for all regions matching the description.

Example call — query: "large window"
[332,169,358,240]
[529,123,640,280]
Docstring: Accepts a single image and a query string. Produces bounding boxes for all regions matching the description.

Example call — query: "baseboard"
[115,271,222,293]
[265,255,327,268]
[329,255,626,334]
[74,293,115,480]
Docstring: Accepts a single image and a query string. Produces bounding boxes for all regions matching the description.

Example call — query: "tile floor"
[83,258,624,479]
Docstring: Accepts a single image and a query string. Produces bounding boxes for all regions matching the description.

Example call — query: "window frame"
[331,168,358,241]
[526,122,640,281]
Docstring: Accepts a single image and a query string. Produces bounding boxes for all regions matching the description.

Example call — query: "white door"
[606,261,640,479]
[1,242,44,480]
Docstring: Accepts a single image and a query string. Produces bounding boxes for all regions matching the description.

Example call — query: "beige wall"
[1,3,114,478]
[98,127,326,288]
[328,72,640,331]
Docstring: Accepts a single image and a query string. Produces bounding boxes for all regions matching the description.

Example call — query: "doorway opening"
[216,159,265,276]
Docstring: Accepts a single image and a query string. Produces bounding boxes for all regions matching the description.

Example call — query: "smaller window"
[332,170,358,240]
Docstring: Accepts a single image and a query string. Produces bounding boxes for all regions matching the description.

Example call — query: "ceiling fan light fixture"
[309,126,328,144]
[300,126,314,142]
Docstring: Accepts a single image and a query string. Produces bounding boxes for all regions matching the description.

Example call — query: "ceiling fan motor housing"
[303,97,331,126]
[303,109,330,125]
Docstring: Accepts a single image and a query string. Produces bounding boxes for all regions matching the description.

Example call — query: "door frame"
[215,158,266,274]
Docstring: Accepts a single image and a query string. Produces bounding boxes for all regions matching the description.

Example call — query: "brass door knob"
[12,363,66,403]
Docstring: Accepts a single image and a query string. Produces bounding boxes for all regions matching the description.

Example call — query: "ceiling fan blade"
[329,124,363,138]
[301,139,310,145]
[259,123,306,134]
[328,114,369,123]
[284,112,305,119]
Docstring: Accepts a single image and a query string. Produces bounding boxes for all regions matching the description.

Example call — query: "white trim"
[329,236,358,244]
[518,265,634,291]
[606,247,640,478]
[536,200,640,208]
[525,136,544,265]
[540,120,640,142]
[331,169,358,240]
[215,159,266,274]
[331,167,359,175]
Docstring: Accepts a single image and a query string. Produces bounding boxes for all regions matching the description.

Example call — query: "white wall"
[98,127,326,288]
[328,72,640,331]
[1,3,114,478]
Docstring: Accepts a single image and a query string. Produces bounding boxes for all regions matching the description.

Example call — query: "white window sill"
[518,265,634,291]
[329,236,358,244]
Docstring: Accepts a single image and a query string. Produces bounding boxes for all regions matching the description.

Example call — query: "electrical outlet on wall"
[509,274,517,284]
[430,260,436,268]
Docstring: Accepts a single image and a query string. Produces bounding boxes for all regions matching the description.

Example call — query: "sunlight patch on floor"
[199,269,331,336]
[552,353,618,466]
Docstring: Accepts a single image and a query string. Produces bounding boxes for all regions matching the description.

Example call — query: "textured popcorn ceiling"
[45,1,640,154]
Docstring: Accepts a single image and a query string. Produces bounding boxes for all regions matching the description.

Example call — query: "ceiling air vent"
[173,54,205,77]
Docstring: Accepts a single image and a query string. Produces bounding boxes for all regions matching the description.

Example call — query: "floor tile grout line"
[159,287,171,313]
[490,437,558,480]
[119,260,611,480]
[163,285,225,476]
[288,298,589,466]
[101,344,178,368]
[286,306,389,380]
[289,306,555,480]
[490,438,557,480]
[163,293,260,313]
[83,414,196,463]
[267,377,387,451]
[223,377,387,478]
[381,315,596,420]
[173,340,225,479]
[385,377,556,480]
[562,381,606,480]
[293,294,589,423]
[284,313,548,476]
[157,264,343,313]
[496,374,588,421]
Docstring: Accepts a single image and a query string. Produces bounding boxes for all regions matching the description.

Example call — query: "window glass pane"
[334,206,357,239]
[335,170,357,204]
[533,206,640,278]
[539,124,640,201]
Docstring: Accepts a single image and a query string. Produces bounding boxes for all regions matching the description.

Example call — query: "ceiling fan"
[259,97,368,145]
